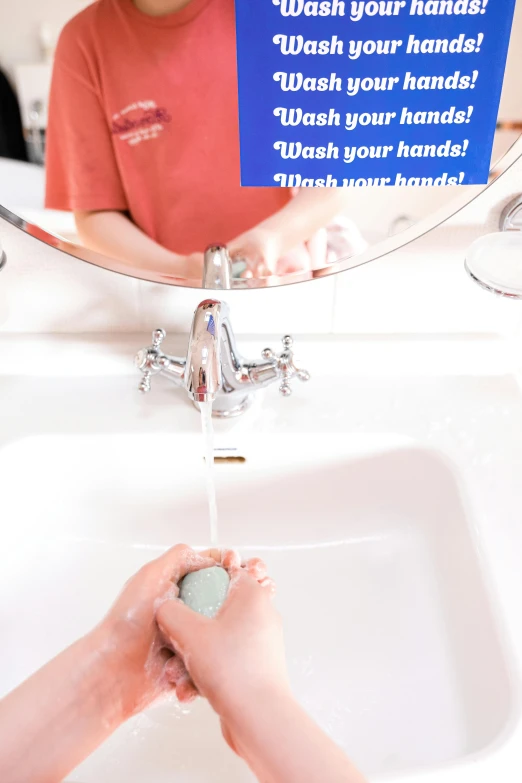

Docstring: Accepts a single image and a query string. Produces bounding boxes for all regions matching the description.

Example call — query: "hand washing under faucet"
[135,295,310,418]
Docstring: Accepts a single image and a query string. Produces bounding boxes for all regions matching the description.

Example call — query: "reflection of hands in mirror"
[228,187,369,279]
[228,226,313,278]
[229,215,369,279]
[325,215,369,260]
[73,210,205,281]
[176,252,205,280]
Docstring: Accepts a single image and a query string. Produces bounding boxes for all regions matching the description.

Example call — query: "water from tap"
[200,400,219,547]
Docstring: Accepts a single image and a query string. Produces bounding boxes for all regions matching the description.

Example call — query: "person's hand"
[228,227,312,278]
[156,549,288,748]
[169,251,205,281]
[97,544,218,718]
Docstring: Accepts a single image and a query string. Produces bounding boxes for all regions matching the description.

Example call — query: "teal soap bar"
[232,260,248,278]
[179,566,230,618]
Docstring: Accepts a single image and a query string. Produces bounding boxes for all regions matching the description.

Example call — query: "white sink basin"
[0,431,513,782]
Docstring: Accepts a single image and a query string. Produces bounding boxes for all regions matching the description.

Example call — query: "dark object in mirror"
[0,68,28,163]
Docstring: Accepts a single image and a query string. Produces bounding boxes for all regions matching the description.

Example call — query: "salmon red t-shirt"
[45,0,291,254]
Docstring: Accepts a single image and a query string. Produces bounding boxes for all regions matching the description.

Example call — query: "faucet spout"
[184,299,224,404]
[135,301,310,417]
[202,244,232,289]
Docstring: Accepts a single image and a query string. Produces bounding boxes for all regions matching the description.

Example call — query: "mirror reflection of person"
[44,0,361,280]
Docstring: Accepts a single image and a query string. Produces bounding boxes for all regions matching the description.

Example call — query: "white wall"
[0,0,90,74]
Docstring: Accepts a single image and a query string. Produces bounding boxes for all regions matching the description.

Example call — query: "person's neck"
[132,0,194,16]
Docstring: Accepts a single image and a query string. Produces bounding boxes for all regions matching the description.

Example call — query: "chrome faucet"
[135,298,310,417]
[202,244,232,289]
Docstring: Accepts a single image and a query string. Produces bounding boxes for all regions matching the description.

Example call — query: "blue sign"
[234,0,516,186]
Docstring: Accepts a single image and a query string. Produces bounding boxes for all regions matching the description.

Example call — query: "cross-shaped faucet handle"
[261,335,310,397]
[135,328,167,392]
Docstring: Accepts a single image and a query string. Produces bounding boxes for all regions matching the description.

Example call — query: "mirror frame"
[1,135,521,289]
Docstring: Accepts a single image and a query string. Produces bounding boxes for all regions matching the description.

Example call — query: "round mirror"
[0,0,521,288]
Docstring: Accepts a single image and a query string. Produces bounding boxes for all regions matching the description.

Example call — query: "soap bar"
[232,260,247,278]
[179,566,230,618]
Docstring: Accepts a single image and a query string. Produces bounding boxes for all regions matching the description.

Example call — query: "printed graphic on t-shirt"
[111,100,171,146]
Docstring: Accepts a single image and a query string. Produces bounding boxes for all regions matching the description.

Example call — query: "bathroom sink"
[0,431,513,782]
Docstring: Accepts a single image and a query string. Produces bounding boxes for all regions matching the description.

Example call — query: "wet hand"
[156,550,287,731]
[98,544,216,717]
[173,252,205,280]
[228,227,312,278]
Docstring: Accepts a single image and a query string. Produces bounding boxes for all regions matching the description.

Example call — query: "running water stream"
[200,400,219,547]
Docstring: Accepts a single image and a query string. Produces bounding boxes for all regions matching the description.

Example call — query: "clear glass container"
[465,231,522,299]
